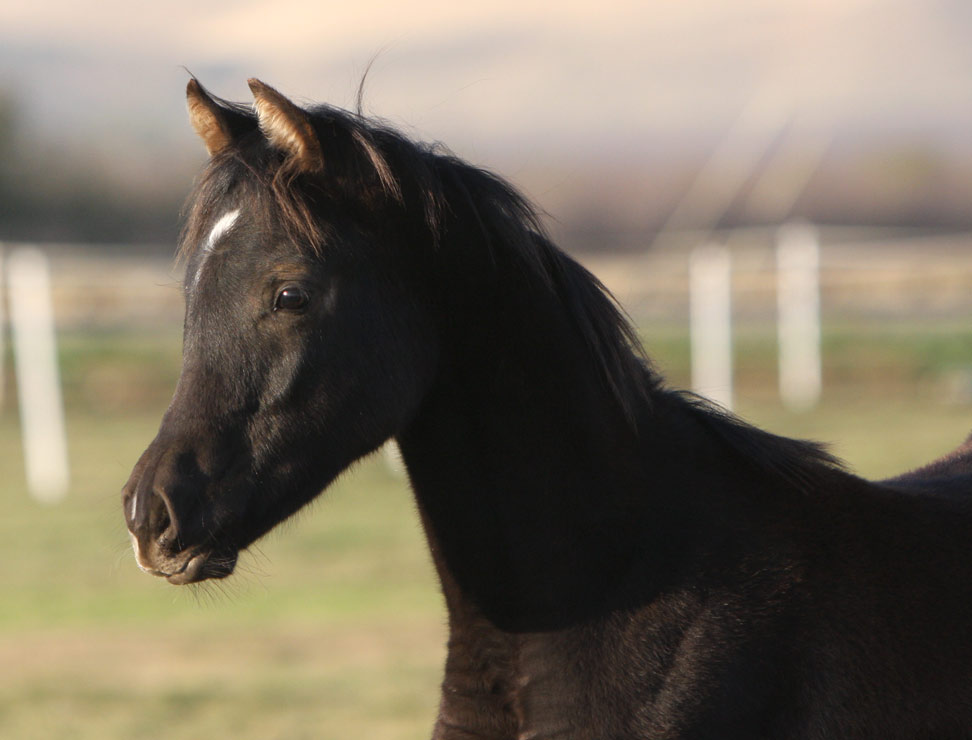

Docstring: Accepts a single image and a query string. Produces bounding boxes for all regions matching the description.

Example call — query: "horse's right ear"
[186,79,252,156]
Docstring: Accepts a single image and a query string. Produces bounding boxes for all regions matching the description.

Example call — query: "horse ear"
[186,78,240,156]
[247,78,324,172]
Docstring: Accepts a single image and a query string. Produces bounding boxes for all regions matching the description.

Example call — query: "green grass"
[1,323,971,738]
[0,406,446,739]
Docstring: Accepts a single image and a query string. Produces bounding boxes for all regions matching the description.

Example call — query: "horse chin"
[132,535,239,585]
[165,550,239,585]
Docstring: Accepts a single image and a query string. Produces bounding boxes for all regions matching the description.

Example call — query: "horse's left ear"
[248,79,324,173]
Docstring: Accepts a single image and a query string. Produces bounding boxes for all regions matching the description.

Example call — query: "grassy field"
[0,403,445,740]
[1,323,972,739]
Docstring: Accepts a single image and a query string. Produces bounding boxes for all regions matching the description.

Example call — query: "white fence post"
[690,244,733,411]
[8,247,69,502]
[776,222,822,411]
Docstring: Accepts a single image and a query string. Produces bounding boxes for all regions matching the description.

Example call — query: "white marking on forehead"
[194,208,240,285]
[204,208,241,253]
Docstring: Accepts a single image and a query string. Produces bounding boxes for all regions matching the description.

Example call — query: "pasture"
[2,317,971,739]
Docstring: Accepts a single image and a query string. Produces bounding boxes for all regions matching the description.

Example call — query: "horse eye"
[274,287,309,311]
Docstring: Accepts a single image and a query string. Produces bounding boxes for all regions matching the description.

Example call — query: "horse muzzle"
[123,440,239,585]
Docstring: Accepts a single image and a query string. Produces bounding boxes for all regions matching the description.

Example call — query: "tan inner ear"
[186,81,234,156]
[249,79,324,172]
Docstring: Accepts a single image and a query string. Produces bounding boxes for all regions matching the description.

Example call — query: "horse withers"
[123,79,972,738]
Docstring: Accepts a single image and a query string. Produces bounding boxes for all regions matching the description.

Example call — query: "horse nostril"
[148,484,179,543]
[126,479,180,545]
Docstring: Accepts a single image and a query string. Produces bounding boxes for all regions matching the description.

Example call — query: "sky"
[2,0,972,197]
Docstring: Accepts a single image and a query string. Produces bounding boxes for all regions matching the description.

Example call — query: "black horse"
[123,79,972,738]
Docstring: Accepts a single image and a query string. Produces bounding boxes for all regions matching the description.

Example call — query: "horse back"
[884,431,972,484]
[775,471,972,736]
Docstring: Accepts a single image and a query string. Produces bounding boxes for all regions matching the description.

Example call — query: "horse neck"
[396,246,718,632]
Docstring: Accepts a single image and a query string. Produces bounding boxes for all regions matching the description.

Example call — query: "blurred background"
[2,1,972,738]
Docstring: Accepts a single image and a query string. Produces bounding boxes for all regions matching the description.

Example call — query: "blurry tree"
[0,87,184,250]
[0,90,14,156]
[0,89,25,235]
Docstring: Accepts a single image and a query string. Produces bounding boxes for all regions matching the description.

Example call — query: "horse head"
[122,80,437,583]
